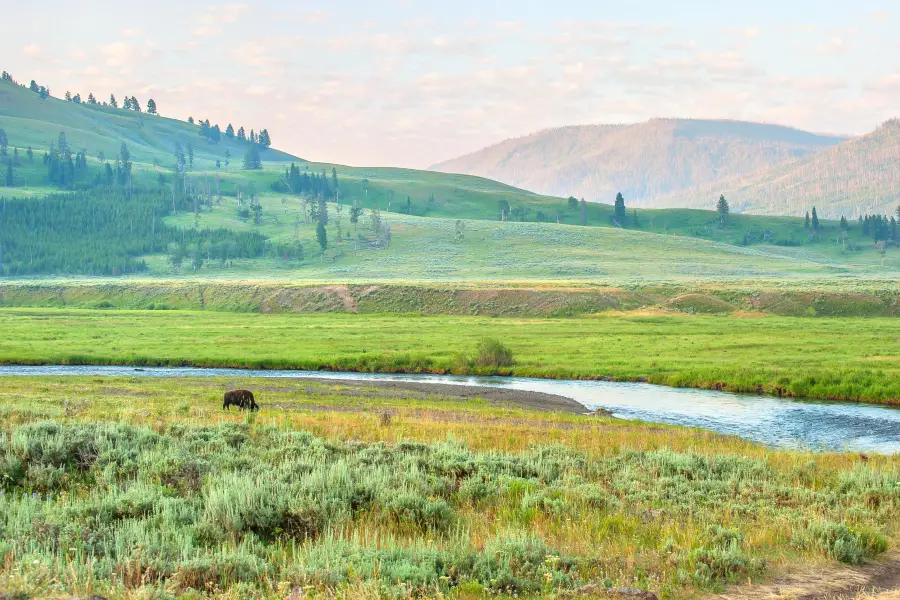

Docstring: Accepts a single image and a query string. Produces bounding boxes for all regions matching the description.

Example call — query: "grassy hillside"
[1,76,898,279]
[657,120,900,218]
[431,118,846,204]
[0,79,299,168]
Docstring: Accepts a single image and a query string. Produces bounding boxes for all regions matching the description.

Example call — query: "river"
[1,365,898,454]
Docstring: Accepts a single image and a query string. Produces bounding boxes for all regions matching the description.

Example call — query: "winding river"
[1,366,899,454]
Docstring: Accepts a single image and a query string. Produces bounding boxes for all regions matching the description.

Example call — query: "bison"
[223,389,259,411]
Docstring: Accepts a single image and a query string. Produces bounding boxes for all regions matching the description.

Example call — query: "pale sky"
[2,0,898,168]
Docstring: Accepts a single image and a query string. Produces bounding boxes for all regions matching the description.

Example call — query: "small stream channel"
[1,365,899,454]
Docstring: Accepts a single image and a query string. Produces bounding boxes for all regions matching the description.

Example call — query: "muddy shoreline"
[265,377,589,414]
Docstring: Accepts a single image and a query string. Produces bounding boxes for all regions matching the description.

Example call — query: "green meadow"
[1,309,899,404]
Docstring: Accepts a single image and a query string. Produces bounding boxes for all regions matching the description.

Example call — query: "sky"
[2,0,899,168]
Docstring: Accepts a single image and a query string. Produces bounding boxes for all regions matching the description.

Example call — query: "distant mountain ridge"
[654,119,900,218]
[431,118,849,209]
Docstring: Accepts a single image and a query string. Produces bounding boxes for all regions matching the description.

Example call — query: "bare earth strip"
[710,553,900,600]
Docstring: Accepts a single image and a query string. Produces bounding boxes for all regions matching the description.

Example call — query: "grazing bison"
[223,389,259,411]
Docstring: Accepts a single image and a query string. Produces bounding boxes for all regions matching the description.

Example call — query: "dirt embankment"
[1,282,898,317]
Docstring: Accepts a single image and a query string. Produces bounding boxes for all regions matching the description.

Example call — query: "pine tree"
[716,195,730,226]
[226,124,235,139]
[259,129,271,148]
[580,198,587,226]
[188,117,194,124]
[73,93,81,104]
[131,96,141,112]
[146,99,157,114]
[87,93,97,104]
[0,129,7,156]
[13,148,19,167]
[804,212,810,228]
[839,216,848,230]
[237,127,246,142]
[614,192,626,226]
[65,91,72,101]
[187,143,194,168]
[242,145,262,170]
[26,147,33,162]
[811,207,819,230]
[109,94,118,108]
[316,221,327,253]
[5,161,13,187]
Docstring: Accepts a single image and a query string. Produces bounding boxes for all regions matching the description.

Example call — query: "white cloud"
[814,37,846,54]
[22,44,41,56]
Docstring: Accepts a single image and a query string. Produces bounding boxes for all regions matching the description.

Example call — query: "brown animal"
[223,389,259,411]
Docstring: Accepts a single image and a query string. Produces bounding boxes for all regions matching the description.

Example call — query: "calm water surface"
[1,365,898,454]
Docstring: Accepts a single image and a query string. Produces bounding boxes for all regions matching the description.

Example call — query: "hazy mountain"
[431,118,847,206]
[654,119,900,219]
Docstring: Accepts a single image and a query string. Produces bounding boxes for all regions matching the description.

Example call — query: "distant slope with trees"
[431,118,847,207]
[654,119,900,218]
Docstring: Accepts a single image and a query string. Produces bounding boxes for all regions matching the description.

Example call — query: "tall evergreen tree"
[716,195,730,226]
[839,216,848,230]
[109,94,118,108]
[811,207,820,230]
[804,212,810,228]
[65,91,72,101]
[146,99,157,114]
[87,93,97,104]
[187,143,194,168]
[0,129,7,156]
[13,148,19,167]
[225,124,235,139]
[242,145,262,170]
[580,198,587,226]
[316,221,327,253]
[613,192,626,226]
[237,126,246,142]
[26,147,33,162]
[258,129,271,148]
[188,117,194,124]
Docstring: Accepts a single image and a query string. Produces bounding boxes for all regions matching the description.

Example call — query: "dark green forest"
[0,189,268,276]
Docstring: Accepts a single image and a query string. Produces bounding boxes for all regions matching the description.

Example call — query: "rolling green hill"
[1,76,898,281]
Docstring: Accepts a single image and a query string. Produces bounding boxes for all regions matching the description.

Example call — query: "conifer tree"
[146,99,157,114]
[811,207,819,230]
[0,129,7,156]
[716,195,730,226]
[804,212,810,228]
[580,198,587,226]
[109,94,118,108]
[226,124,235,139]
[5,162,13,187]
[26,147,33,162]
[614,192,626,226]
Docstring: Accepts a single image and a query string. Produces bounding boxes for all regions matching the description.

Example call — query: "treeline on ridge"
[0,188,268,276]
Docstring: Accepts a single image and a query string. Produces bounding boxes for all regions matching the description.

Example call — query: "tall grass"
[1,417,898,599]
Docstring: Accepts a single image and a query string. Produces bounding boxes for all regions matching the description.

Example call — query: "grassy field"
[1,309,899,404]
[1,376,898,599]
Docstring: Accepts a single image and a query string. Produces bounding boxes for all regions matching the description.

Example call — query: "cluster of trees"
[0,188,268,276]
[28,79,50,99]
[859,213,898,242]
[804,208,821,230]
[274,163,338,198]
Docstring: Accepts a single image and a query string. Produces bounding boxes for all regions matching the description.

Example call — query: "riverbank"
[1,279,899,317]
[1,375,898,600]
[1,308,899,406]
